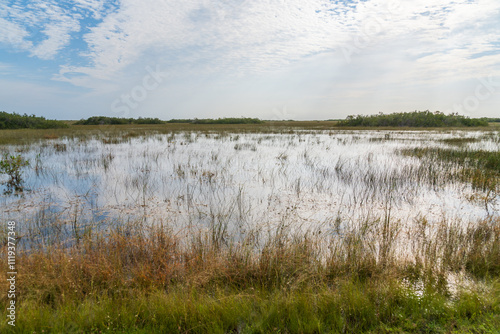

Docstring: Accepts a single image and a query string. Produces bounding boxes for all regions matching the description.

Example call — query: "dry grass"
[0,215,499,332]
[2,215,499,299]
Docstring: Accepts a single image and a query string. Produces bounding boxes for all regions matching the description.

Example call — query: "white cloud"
[47,0,499,87]
[0,17,33,49]
[31,17,81,60]
[72,0,116,20]
[57,0,349,82]
[2,0,500,119]
[2,0,499,81]
[0,1,81,59]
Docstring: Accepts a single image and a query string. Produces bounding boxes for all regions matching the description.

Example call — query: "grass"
[0,122,341,145]
[1,125,500,332]
[5,282,500,333]
[403,148,500,173]
[401,146,500,196]
[1,214,499,333]
[1,121,498,146]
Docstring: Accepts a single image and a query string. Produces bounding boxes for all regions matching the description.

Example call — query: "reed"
[1,214,499,332]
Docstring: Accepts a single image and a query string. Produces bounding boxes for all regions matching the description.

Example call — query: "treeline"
[75,116,264,125]
[168,117,264,124]
[337,111,489,127]
[74,116,165,125]
[0,111,68,129]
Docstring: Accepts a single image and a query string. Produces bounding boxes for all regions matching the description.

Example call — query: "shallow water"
[1,129,498,244]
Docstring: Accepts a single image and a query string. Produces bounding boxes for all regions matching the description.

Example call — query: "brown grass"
[2,215,498,309]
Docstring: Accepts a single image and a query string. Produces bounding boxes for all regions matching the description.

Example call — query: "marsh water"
[1,129,499,246]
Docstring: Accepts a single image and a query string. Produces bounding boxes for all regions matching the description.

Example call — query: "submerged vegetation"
[403,147,500,173]
[0,111,68,129]
[338,110,489,127]
[401,145,500,217]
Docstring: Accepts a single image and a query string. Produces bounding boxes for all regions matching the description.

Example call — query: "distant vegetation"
[0,111,68,129]
[167,117,264,124]
[338,111,489,127]
[74,116,166,125]
[76,116,264,125]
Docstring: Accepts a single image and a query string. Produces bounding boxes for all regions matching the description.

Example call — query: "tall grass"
[1,214,499,332]
[401,146,499,213]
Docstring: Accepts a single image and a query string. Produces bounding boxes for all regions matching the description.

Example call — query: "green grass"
[401,147,500,193]
[3,280,499,333]
[404,147,500,172]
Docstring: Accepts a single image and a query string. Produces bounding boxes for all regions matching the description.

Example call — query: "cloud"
[0,1,82,59]
[0,17,32,49]
[56,0,349,83]
[1,0,500,119]
[49,0,499,86]
[72,0,117,20]
[3,0,499,85]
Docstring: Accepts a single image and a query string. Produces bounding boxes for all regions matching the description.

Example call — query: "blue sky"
[1,0,499,120]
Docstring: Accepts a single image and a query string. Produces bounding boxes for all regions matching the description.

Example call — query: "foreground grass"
[1,215,499,333]
[3,281,499,333]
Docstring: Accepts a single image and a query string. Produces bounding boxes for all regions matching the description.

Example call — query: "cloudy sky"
[1,0,499,120]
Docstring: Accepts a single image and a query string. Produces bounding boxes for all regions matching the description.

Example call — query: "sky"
[0,0,499,120]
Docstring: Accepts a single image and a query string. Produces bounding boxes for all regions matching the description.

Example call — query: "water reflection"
[1,130,498,247]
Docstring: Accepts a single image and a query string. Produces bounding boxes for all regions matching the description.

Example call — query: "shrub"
[0,111,68,129]
[168,117,264,124]
[0,153,29,194]
[74,116,166,125]
[338,111,489,127]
